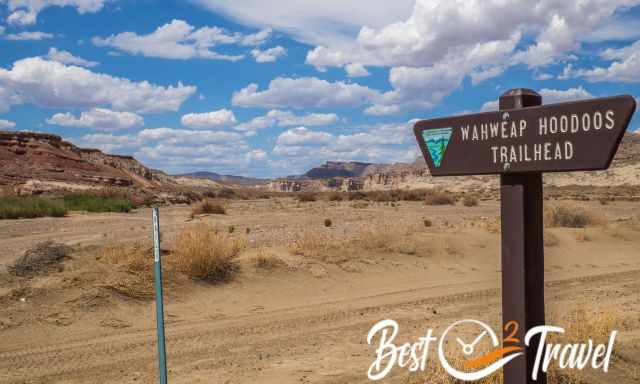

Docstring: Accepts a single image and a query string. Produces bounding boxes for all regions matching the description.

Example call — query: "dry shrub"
[98,242,155,299]
[191,199,226,216]
[425,189,455,205]
[324,218,332,227]
[544,230,560,247]
[369,190,395,202]
[424,219,432,227]
[297,192,317,202]
[174,226,244,282]
[397,189,426,201]
[463,195,479,207]
[545,203,605,228]
[9,241,70,277]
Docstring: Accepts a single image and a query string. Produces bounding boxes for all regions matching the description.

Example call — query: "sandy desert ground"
[1,197,640,383]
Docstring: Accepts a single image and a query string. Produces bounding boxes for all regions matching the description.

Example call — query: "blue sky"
[0,0,639,177]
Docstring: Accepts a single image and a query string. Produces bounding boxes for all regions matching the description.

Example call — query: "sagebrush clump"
[545,204,604,228]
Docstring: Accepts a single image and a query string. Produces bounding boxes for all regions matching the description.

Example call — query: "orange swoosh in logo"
[463,346,523,370]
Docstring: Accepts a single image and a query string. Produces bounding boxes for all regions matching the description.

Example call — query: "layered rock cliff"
[0,131,188,195]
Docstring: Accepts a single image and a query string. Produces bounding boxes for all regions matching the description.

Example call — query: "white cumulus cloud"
[250,46,286,63]
[272,121,417,170]
[275,127,333,146]
[566,40,640,83]
[234,109,339,132]
[0,57,196,113]
[181,108,237,129]
[138,127,243,145]
[47,108,143,131]
[193,0,414,46]
[45,47,99,67]
[93,19,270,61]
[344,63,370,78]
[3,31,53,40]
[480,87,594,111]
[5,0,108,26]
[232,77,380,109]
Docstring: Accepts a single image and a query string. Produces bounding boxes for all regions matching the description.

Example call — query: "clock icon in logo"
[438,319,523,381]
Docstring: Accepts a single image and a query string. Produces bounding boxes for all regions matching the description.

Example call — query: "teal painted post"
[152,208,168,384]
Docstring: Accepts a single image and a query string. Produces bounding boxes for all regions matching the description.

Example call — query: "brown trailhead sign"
[414,95,636,176]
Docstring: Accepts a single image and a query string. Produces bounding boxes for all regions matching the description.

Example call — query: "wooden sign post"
[413,89,636,383]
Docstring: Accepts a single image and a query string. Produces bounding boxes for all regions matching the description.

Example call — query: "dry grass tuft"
[575,229,591,242]
[174,225,244,282]
[191,199,226,216]
[98,242,151,273]
[251,248,286,270]
[289,230,330,257]
[350,201,369,209]
[544,230,560,247]
[354,226,399,252]
[98,242,155,299]
[545,203,605,228]
[561,303,623,346]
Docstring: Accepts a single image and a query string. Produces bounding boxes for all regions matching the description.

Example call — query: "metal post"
[152,208,168,384]
[499,89,546,384]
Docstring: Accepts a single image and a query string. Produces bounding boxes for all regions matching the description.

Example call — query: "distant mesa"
[176,171,268,186]
[304,161,374,179]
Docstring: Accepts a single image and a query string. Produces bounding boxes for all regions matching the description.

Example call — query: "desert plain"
[0,190,639,384]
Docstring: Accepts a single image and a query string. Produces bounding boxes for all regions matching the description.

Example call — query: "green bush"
[0,196,67,219]
[63,194,133,213]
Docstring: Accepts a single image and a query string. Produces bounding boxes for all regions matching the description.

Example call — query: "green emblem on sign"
[422,127,452,168]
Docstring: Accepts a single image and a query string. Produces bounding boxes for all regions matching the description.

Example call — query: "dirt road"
[1,269,639,383]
